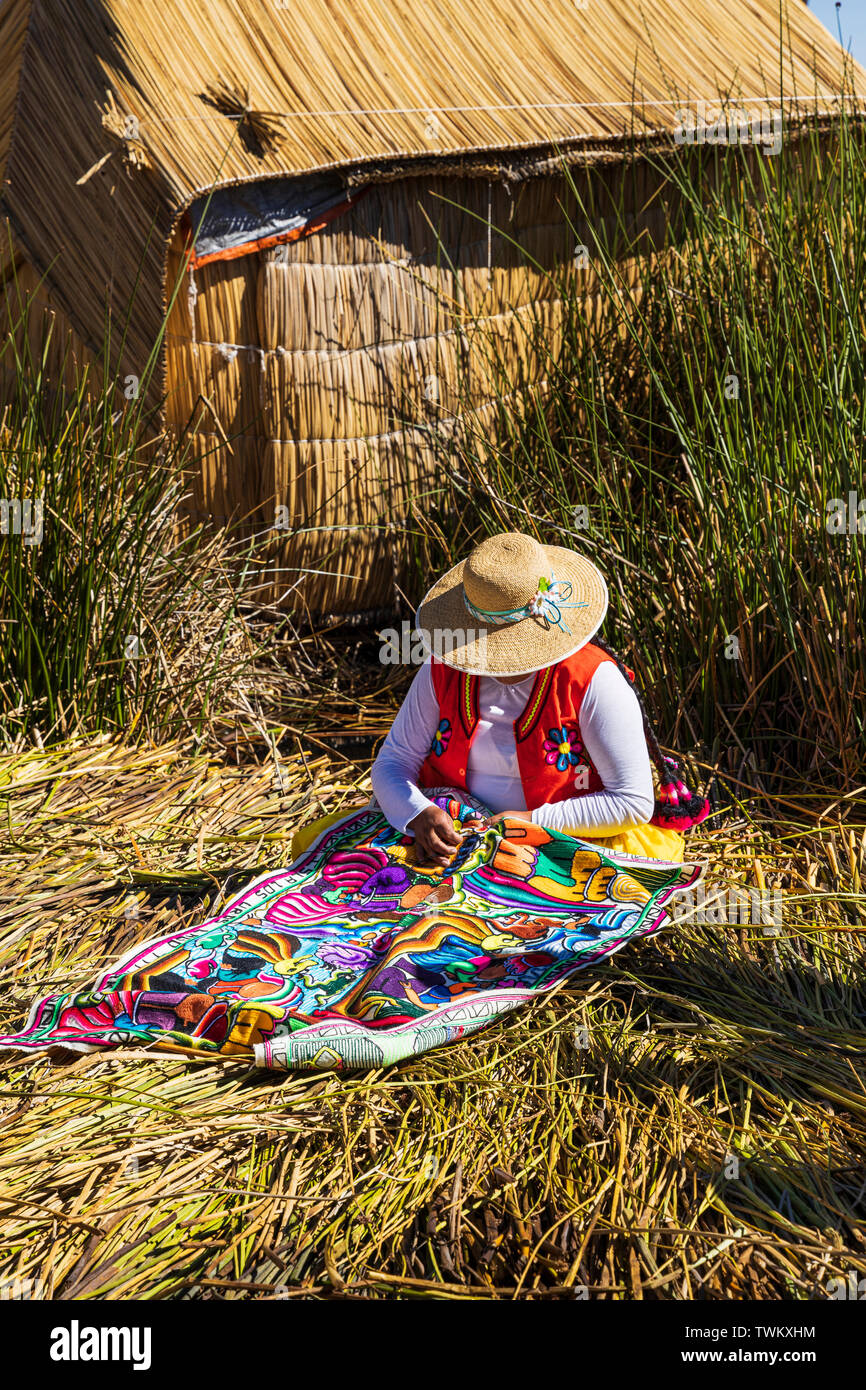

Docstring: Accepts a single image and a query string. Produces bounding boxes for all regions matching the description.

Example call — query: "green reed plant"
[0,275,272,744]
[410,110,866,798]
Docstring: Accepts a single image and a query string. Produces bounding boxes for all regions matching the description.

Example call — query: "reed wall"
[165,163,671,611]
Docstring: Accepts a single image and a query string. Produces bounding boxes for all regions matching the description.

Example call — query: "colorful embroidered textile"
[0,793,703,1070]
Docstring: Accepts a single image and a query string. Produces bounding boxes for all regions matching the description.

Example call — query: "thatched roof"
[0,0,861,368]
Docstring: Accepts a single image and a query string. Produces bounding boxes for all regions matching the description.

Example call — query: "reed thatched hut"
[0,0,859,609]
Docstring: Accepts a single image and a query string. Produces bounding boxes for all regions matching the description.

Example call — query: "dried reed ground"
[0,731,863,1301]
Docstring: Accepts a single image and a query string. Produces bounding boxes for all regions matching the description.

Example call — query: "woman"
[369,532,708,866]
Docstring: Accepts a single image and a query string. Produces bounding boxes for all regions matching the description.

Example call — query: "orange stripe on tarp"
[186,187,369,269]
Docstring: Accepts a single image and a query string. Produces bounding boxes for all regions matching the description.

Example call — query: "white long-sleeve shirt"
[371,658,654,834]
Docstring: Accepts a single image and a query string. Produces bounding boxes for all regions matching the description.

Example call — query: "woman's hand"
[408,805,461,868]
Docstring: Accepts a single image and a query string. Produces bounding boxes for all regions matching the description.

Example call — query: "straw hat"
[415,532,608,677]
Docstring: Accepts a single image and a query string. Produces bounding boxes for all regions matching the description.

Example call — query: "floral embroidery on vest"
[430,718,451,757]
[543,724,583,771]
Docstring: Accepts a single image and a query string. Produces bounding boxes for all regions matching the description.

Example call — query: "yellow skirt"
[291,811,684,864]
[570,822,685,863]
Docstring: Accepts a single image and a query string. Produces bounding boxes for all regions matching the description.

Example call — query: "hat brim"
[415,542,609,676]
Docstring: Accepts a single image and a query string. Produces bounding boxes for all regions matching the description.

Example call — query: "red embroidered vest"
[418,647,617,809]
